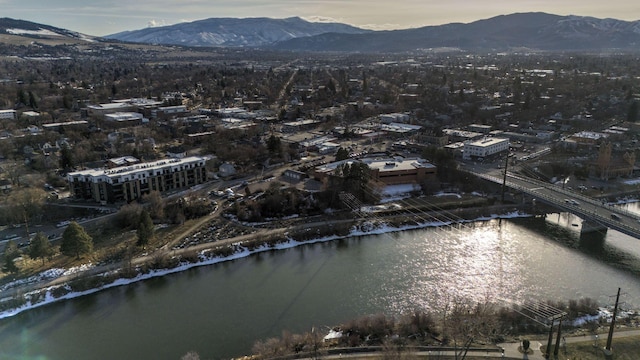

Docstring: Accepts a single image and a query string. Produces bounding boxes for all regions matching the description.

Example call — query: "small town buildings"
[0,109,17,120]
[0,179,12,193]
[104,112,145,123]
[41,120,89,132]
[362,157,437,185]
[211,107,247,118]
[568,131,608,145]
[314,157,437,185]
[220,117,255,130]
[442,129,484,142]
[468,124,492,134]
[86,102,133,116]
[380,123,422,135]
[283,169,307,181]
[152,105,188,119]
[379,113,410,123]
[21,111,40,119]
[444,142,465,158]
[166,146,187,159]
[415,133,449,147]
[67,156,208,203]
[281,119,321,133]
[595,142,635,180]
[462,137,510,160]
[106,156,139,168]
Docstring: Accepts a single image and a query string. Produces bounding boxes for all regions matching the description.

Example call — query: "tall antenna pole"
[605,287,621,351]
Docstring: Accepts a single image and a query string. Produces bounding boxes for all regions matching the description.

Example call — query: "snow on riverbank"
[0,210,532,320]
[0,264,95,293]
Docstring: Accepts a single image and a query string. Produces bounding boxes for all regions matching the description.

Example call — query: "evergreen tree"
[60,222,93,259]
[2,240,20,273]
[59,144,74,172]
[335,147,349,161]
[28,91,37,109]
[337,161,371,201]
[16,89,27,106]
[628,101,639,123]
[136,210,155,248]
[29,232,54,265]
[266,134,282,155]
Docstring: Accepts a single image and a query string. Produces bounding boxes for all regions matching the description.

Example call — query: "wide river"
[2,204,640,360]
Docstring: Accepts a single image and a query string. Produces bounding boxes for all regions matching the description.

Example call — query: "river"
[1,204,640,360]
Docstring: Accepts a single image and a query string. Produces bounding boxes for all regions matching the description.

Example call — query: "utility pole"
[605,287,621,352]
[553,318,563,356]
[500,152,509,203]
[544,319,554,359]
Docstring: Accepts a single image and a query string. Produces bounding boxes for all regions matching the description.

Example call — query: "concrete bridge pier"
[581,220,608,236]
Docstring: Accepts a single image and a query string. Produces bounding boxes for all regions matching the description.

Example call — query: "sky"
[2,0,640,36]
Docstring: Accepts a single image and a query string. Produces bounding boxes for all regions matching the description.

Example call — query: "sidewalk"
[498,340,545,360]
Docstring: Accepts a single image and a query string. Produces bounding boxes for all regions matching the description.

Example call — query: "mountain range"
[271,13,640,52]
[2,13,640,53]
[106,17,369,47]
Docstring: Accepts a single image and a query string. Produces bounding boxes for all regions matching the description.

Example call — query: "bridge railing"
[465,170,640,239]
[507,173,640,220]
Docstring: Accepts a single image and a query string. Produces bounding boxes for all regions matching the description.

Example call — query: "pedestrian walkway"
[497,328,640,359]
[498,340,545,360]
[294,329,640,360]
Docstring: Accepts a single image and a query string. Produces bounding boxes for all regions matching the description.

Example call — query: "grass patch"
[563,335,640,360]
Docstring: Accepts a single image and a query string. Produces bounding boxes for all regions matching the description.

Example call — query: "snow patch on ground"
[379,184,420,203]
[6,28,62,37]
[0,264,94,294]
[434,191,462,198]
[623,178,640,185]
[0,211,533,320]
[380,184,420,196]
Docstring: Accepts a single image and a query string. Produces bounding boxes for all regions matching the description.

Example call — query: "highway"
[466,168,640,239]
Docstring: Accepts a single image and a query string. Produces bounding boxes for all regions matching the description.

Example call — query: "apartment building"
[68,156,208,203]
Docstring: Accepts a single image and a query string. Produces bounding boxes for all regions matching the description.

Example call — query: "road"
[465,168,640,239]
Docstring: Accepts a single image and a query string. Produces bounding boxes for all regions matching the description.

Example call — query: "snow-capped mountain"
[106,17,369,47]
[0,17,99,43]
[2,13,639,53]
[272,13,640,52]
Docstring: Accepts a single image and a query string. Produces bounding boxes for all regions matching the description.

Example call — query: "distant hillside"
[106,17,370,47]
[272,12,640,52]
[0,17,99,43]
[3,13,640,54]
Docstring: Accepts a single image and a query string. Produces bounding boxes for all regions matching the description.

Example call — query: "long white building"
[0,109,17,120]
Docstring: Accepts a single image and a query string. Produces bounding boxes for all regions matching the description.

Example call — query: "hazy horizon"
[2,0,639,36]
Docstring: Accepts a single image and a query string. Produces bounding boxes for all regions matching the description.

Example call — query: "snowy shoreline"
[3,198,638,321]
[0,210,538,320]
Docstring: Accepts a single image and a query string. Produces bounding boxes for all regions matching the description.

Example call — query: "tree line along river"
[1,204,640,360]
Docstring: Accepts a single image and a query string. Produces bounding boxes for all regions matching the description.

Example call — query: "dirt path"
[0,202,527,301]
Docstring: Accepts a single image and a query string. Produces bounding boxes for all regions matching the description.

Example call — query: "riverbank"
[0,205,534,320]
[2,199,640,360]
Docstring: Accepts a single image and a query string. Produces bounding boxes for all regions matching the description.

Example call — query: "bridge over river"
[469,170,640,239]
